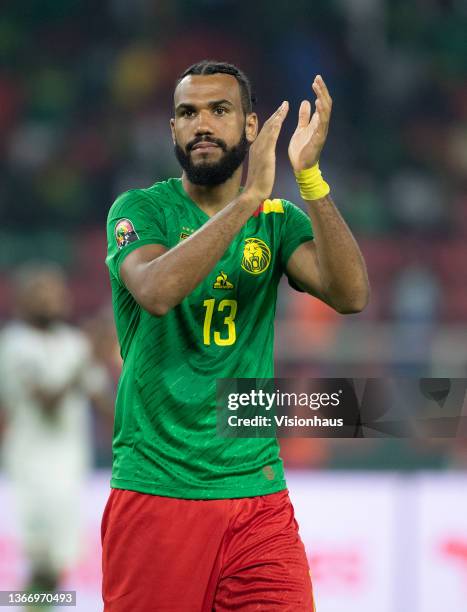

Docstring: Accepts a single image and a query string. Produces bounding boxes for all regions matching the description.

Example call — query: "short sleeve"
[106,190,169,284]
[280,200,314,269]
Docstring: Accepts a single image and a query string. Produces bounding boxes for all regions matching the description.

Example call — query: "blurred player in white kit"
[0,262,113,596]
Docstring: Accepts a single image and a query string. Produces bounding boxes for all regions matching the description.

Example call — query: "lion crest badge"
[241,237,271,275]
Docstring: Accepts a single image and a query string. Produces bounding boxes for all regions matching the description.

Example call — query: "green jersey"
[106,178,313,499]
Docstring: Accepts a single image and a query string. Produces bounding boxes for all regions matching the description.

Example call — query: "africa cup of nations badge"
[241,237,271,275]
[115,218,139,249]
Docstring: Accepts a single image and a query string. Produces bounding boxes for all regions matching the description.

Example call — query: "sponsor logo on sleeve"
[115,218,139,249]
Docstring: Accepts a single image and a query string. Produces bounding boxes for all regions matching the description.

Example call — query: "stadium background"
[0,1,466,610]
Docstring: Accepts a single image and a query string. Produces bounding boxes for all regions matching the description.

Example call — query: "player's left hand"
[288,75,332,172]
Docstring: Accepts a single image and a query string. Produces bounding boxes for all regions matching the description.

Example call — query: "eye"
[214,106,227,116]
[181,109,195,118]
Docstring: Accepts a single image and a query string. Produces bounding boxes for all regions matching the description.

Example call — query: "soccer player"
[0,262,113,603]
[102,60,369,611]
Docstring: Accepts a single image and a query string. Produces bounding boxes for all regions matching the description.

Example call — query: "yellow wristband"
[294,163,330,201]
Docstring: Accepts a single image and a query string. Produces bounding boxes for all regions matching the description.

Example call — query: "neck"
[181,166,243,217]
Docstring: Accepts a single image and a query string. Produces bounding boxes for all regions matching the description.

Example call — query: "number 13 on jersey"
[203,299,237,346]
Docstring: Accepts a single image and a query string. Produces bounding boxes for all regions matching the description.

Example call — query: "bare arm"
[286,196,369,313]
[121,101,290,316]
[122,192,260,316]
[287,75,369,313]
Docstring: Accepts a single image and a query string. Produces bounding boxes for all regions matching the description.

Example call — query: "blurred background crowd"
[1,0,466,473]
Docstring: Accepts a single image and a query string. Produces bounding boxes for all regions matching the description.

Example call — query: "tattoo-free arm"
[286,75,369,313]
[120,191,261,316]
[286,195,369,314]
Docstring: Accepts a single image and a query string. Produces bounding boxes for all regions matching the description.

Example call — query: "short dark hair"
[176,60,256,115]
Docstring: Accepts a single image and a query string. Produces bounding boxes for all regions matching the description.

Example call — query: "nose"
[194,109,214,136]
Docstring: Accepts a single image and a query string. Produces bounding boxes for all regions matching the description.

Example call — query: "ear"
[170,118,176,145]
[245,112,258,143]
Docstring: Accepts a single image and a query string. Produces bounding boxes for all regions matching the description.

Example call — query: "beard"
[174,131,249,186]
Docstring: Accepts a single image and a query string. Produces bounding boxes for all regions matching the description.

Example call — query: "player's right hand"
[244,101,289,202]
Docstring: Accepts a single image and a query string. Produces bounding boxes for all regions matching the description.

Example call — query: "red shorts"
[101,488,315,611]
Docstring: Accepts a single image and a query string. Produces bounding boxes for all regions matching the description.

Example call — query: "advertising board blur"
[0,472,466,611]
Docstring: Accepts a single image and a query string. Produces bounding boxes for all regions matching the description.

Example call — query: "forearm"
[305,194,369,313]
[141,191,260,314]
[287,74,368,312]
